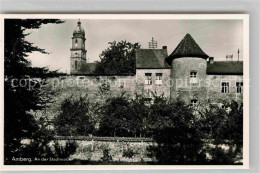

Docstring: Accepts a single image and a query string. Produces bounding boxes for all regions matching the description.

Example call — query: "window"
[119,81,125,88]
[96,77,100,82]
[74,60,78,69]
[221,82,229,93]
[190,99,198,107]
[155,73,163,85]
[190,71,197,83]
[77,76,85,80]
[75,39,78,48]
[145,73,152,85]
[236,82,243,93]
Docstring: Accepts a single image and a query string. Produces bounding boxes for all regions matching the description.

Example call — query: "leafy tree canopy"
[94,40,141,75]
[54,95,94,136]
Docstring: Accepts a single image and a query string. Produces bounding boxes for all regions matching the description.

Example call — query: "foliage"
[101,148,112,162]
[207,145,239,165]
[54,141,78,158]
[98,93,149,137]
[122,147,135,159]
[94,40,141,75]
[54,95,95,136]
[98,94,131,137]
[147,97,206,164]
[128,94,150,137]
[4,19,63,161]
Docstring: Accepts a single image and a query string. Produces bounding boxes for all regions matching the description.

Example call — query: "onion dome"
[73,19,85,35]
[166,33,209,64]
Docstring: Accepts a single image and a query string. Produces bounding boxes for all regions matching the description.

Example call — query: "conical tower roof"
[166,33,209,64]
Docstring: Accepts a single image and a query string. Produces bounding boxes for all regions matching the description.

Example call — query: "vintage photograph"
[2,14,249,169]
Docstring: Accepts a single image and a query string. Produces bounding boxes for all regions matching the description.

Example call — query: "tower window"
[75,60,78,70]
[221,82,229,93]
[155,73,163,85]
[190,71,197,83]
[236,82,243,93]
[75,39,78,48]
[190,99,198,107]
[145,73,152,85]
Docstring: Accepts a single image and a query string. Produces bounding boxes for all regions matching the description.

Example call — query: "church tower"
[70,20,87,74]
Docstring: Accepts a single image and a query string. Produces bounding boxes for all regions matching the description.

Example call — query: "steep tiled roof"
[72,62,97,75]
[136,49,171,69]
[207,61,243,75]
[166,33,209,64]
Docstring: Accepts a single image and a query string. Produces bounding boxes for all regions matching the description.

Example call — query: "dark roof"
[166,33,209,64]
[136,49,171,69]
[84,63,97,74]
[71,62,97,75]
[207,61,243,75]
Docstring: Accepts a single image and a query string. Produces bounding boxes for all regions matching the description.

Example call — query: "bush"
[54,141,78,158]
[101,148,112,162]
[98,93,149,137]
[55,95,94,136]
[123,147,135,159]
[147,97,207,164]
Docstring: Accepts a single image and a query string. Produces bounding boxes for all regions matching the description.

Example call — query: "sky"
[25,19,243,73]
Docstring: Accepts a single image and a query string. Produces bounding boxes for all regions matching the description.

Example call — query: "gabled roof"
[136,49,171,69]
[207,61,243,75]
[166,33,209,64]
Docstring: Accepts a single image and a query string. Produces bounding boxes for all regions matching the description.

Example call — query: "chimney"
[209,57,214,64]
[162,46,167,49]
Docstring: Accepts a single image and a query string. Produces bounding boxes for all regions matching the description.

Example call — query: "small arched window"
[75,60,78,69]
[75,39,78,48]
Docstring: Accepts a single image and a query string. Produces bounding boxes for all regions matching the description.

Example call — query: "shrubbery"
[54,95,94,136]
[54,93,243,164]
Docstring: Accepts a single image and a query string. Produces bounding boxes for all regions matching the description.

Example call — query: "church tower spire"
[70,19,87,74]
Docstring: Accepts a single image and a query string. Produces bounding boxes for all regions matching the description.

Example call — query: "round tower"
[70,20,87,74]
[166,33,209,103]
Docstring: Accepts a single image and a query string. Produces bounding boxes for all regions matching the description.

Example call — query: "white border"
[0,14,249,171]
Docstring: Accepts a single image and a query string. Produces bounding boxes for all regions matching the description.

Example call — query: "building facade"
[68,21,243,106]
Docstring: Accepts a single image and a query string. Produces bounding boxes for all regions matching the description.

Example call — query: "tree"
[128,94,150,137]
[98,94,131,137]
[147,97,206,164]
[94,40,141,75]
[54,95,94,136]
[196,100,243,164]
[4,19,63,161]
